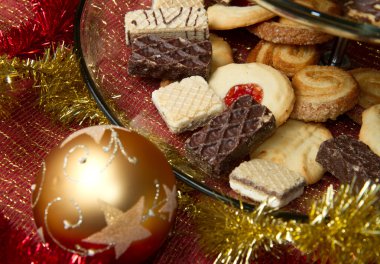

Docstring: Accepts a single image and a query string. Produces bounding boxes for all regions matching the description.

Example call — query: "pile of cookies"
[125,0,380,208]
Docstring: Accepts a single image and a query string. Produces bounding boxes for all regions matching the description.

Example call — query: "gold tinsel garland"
[0,45,107,124]
[192,182,380,264]
[1,44,379,264]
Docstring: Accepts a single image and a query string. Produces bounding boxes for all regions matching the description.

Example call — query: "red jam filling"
[224,83,263,106]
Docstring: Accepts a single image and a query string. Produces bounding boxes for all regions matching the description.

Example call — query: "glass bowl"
[74,0,375,217]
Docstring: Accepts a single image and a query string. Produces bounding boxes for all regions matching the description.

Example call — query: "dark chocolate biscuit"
[184,95,276,176]
[128,35,212,80]
[316,135,380,187]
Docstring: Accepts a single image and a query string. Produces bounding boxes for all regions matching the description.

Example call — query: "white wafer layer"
[152,76,225,133]
[229,159,305,208]
[125,7,208,45]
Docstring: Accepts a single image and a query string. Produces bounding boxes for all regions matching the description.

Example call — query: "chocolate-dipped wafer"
[184,95,276,176]
[316,135,380,187]
[128,35,212,80]
[125,7,209,45]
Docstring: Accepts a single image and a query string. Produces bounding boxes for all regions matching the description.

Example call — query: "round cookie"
[207,4,276,30]
[247,40,320,77]
[248,18,334,45]
[349,68,380,109]
[290,65,359,122]
[359,104,380,157]
[250,119,333,185]
[208,63,295,126]
[209,33,233,73]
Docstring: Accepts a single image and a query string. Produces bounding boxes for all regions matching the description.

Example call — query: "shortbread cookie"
[247,40,320,77]
[291,65,359,122]
[152,0,203,9]
[248,17,334,45]
[349,68,380,109]
[229,159,305,208]
[209,33,233,73]
[207,4,276,30]
[209,63,295,126]
[250,120,332,184]
[128,35,212,80]
[185,95,276,176]
[359,104,380,156]
[316,135,380,188]
[125,7,209,45]
[152,76,225,133]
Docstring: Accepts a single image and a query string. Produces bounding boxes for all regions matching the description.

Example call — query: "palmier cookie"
[290,65,359,122]
[359,104,380,157]
[247,40,320,77]
[207,4,276,30]
[250,119,332,185]
[349,68,380,109]
[208,63,295,127]
[209,33,233,73]
[248,17,334,45]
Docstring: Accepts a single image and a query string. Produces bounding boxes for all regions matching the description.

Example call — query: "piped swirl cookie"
[247,40,320,77]
[290,65,359,122]
[208,63,295,126]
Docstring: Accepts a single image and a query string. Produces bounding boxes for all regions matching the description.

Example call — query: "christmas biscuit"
[359,104,380,157]
[208,63,295,127]
[290,65,359,122]
[152,76,225,133]
[250,119,333,185]
[229,159,305,208]
[207,4,276,30]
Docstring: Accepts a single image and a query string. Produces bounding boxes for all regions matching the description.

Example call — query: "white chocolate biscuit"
[207,4,276,30]
[229,159,305,208]
[359,104,380,157]
[125,7,209,45]
[152,0,203,9]
[250,120,332,184]
[209,33,233,73]
[208,63,295,127]
[152,76,225,133]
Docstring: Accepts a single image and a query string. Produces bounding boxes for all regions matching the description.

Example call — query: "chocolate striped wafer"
[125,7,209,45]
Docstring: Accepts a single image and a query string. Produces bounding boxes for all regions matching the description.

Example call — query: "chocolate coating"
[316,135,380,187]
[184,95,276,176]
[128,35,212,80]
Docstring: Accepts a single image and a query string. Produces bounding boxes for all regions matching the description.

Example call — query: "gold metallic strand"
[0,45,108,124]
[193,181,380,263]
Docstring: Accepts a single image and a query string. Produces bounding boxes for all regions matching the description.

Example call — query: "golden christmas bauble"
[32,125,177,263]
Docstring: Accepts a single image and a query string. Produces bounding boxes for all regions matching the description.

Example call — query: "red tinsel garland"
[0,0,79,58]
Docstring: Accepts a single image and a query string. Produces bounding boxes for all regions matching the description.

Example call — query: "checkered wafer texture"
[185,95,276,176]
[128,35,211,80]
[152,76,225,133]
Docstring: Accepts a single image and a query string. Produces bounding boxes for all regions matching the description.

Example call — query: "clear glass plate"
[74,0,371,218]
